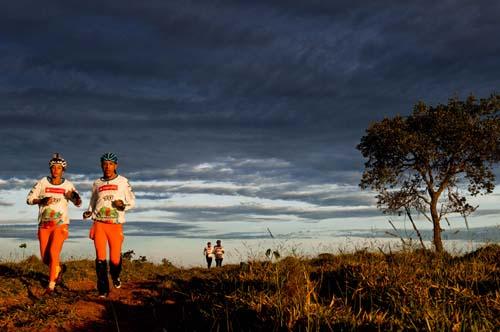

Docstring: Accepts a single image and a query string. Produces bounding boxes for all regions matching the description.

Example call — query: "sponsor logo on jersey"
[45,188,66,194]
[99,184,118,192]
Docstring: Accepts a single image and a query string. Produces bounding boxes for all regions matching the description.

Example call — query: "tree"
[357,94,500,253]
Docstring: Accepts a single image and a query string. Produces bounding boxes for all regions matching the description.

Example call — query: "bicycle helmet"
[49,153,67,169]
[100,152,118,163]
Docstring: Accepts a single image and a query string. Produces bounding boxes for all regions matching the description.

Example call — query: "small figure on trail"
[214,240,225,267]
[83,152,135,298]
[203,241,214,269]
[27,153,82,295]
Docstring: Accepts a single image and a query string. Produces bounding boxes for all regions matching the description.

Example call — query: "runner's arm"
[26,181,42,205]
[122,179,136,211]
[83,183,98,218]
[66,184,82,207]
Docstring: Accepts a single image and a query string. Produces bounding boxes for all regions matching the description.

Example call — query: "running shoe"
[55,264,67,285]
[112,277,121,289]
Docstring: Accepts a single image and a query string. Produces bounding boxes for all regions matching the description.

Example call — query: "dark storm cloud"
[1,1,499,224]
[123,221,200,237]
[132,204,379,223]
[0,221,200,239]
[127,156,374,208]
[0,177,93,192]
[132,180,374,208]
[0,179,36,191]
[0,158,375,227]
[3,1,498,96]
[134,193,172,201]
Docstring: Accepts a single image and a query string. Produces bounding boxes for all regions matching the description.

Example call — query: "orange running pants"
[38,224,68,282]
[93,222,123,265]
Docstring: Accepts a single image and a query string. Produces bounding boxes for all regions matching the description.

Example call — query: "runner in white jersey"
[203,242,214,269]
[214,240,225,267]
[86,173,135,224]
[83,152,135,298]
[27,153,81,294]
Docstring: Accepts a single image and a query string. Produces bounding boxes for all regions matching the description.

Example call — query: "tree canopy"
[357,94,500,252]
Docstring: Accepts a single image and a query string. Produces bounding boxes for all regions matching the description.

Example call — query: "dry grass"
[0,245,499,331]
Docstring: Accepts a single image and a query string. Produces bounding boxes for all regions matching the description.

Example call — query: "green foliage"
[357,94,500,252]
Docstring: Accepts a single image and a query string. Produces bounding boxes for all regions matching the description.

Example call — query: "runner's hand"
[83,211,92,219]
[66,190,82,207]
[39,197,52,206]
[112,200,126,211]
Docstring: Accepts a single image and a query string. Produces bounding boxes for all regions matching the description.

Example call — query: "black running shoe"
[112,278,121,289]
[56,264,67,285]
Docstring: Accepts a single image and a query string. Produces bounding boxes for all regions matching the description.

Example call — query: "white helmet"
[49,153,67,169]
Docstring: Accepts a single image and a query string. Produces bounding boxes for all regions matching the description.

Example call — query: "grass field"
[0,244,499,331]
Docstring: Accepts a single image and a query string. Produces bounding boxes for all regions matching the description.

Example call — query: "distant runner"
[203,242,214,269]
[27,153,82,295]
[214,240,225,267]
[83,152,135,298]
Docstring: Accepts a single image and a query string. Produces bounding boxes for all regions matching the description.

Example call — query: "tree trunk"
[430,197,444,253]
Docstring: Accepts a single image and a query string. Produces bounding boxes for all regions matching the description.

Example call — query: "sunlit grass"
[0,244,498,331]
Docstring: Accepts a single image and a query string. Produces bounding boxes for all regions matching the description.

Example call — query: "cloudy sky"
[1,1,499,257]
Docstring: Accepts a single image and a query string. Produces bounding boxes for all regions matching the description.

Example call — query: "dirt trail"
[1,277,183,332]
[67,279,181,331]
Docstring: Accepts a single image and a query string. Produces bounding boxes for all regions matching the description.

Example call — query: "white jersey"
[26,177,79,227]
[86,175,135,224]
[214,245,224,259]
[204,246,214,257]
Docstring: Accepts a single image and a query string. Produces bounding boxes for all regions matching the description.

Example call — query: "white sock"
[48,281,56,290]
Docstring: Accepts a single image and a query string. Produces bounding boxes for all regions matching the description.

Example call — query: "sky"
[1,1,499,264]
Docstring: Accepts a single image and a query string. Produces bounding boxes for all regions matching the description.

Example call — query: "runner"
[26,153,82,294]
[203,242,214,269]
[214,240,225,267]
[83,152,135,298]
